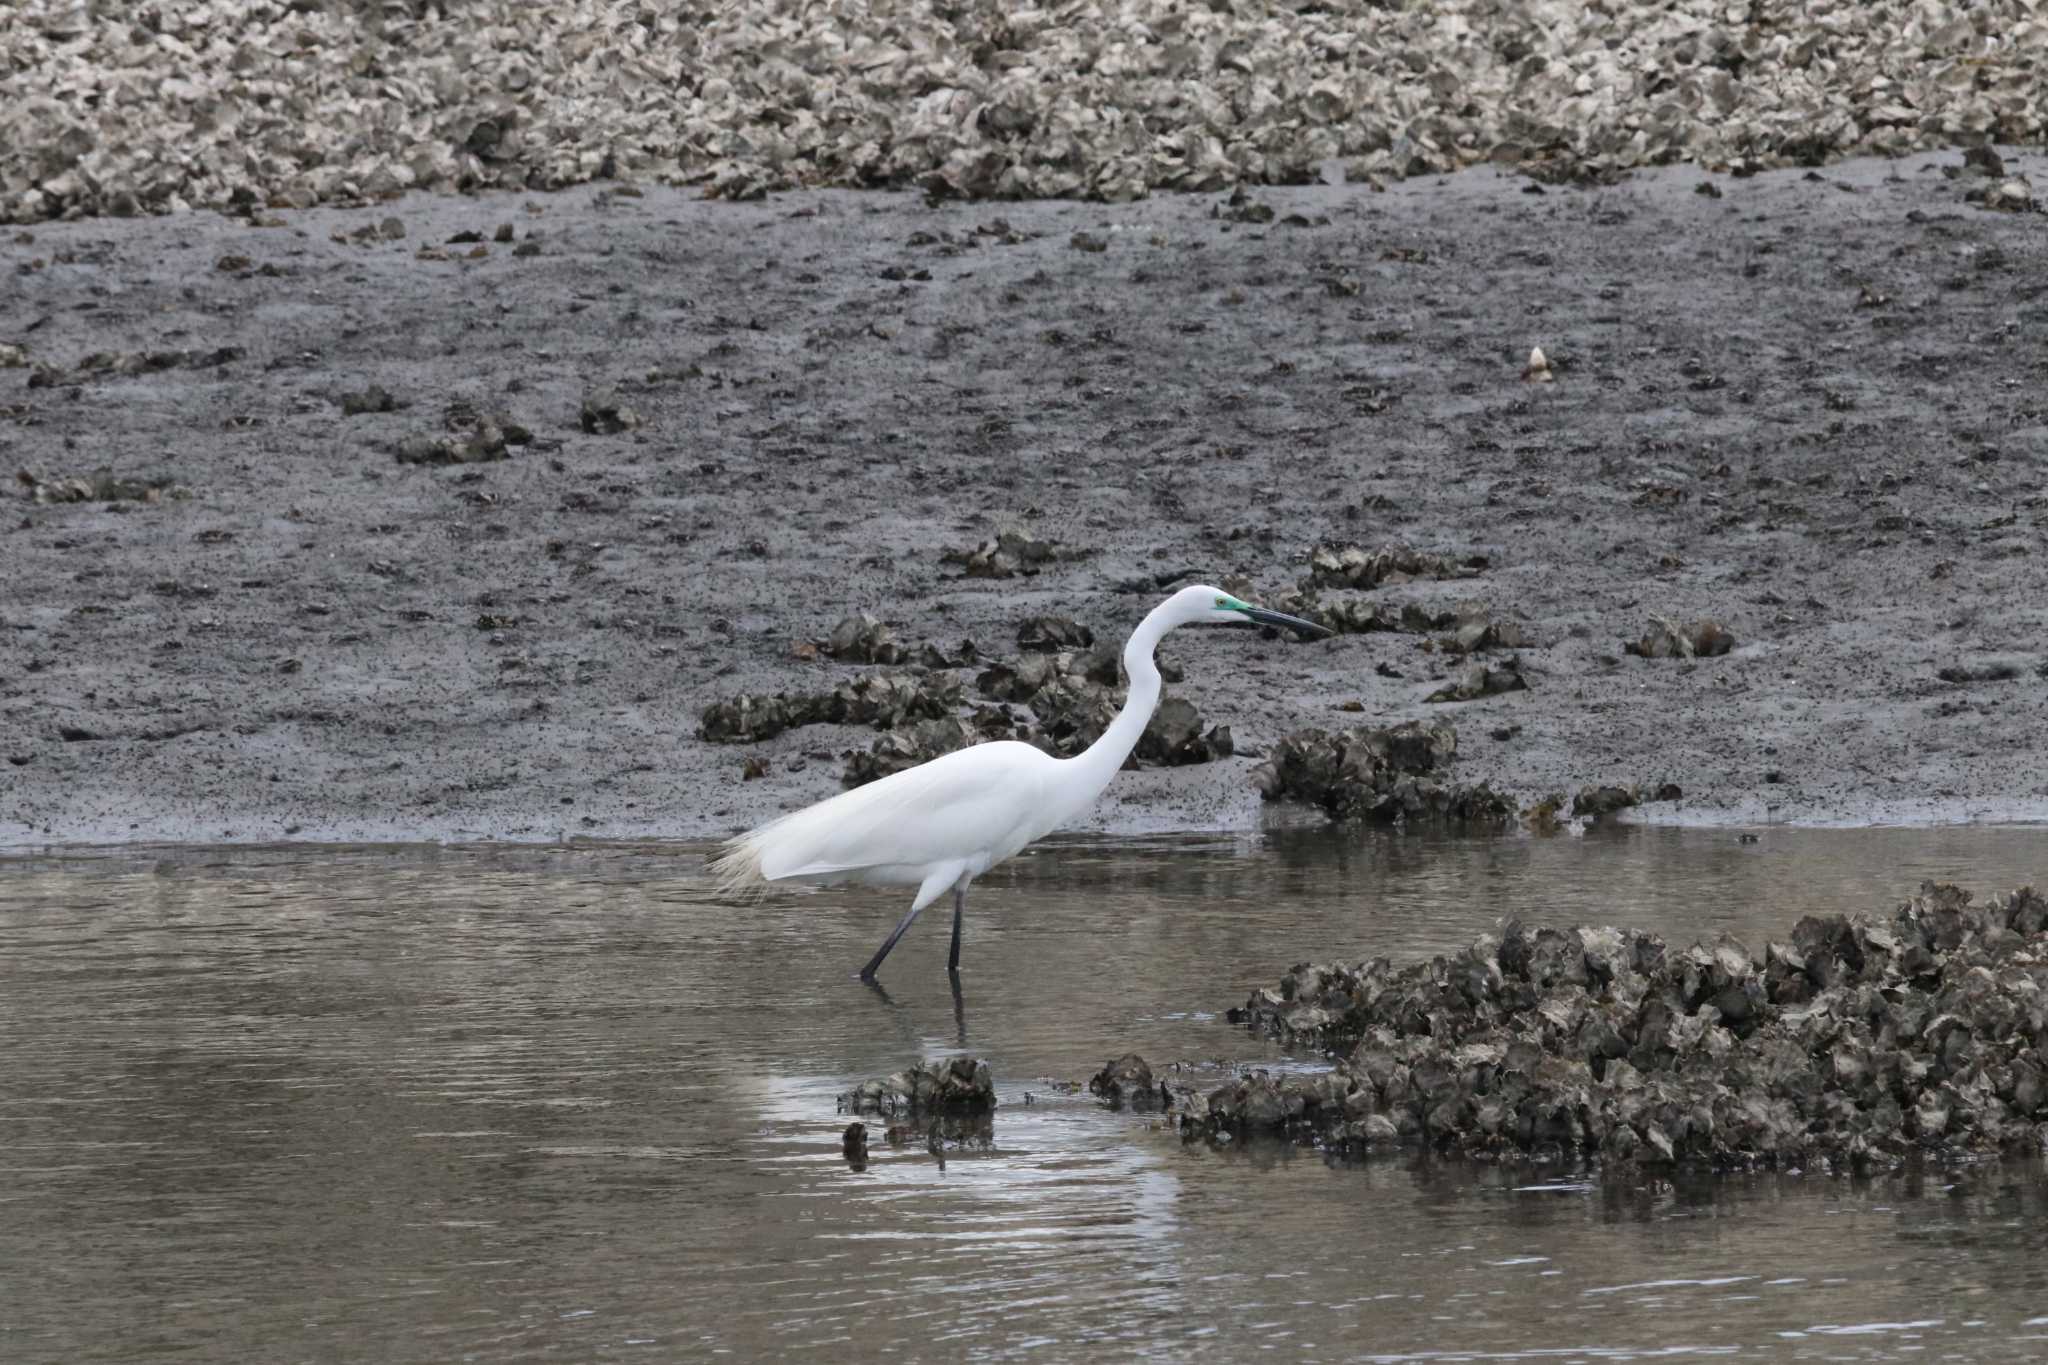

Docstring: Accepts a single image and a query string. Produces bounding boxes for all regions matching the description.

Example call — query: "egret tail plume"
[709,832,772,901]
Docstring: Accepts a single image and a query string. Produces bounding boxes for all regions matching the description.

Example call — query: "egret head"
[1172,584,1333,639]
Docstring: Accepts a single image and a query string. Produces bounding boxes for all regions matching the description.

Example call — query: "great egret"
[712,584,1330,980]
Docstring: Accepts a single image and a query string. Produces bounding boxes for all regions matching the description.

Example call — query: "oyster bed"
[4,0,2044,222]
[1188,884,2048,1168]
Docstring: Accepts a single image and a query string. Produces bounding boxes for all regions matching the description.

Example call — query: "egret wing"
[748,741,1052,882]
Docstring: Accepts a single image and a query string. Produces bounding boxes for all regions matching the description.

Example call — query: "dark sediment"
[1178,883,2048,1170]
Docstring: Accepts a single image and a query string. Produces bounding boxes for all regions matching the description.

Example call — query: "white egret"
[712,584,1330,980]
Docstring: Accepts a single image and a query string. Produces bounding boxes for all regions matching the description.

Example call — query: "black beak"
[1242,606,1334,639]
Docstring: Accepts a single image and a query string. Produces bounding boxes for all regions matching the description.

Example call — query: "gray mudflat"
[4,152,2045,846]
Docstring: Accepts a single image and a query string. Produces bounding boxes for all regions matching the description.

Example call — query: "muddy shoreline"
[4,151,2047,847]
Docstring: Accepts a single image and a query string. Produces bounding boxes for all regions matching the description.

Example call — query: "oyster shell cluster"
[5,1,2042,221]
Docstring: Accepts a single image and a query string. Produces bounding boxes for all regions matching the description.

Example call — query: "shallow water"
[2,825,2046,1363]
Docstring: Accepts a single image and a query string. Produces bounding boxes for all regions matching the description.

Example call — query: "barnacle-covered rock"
[1088,1054,1166,1110]
[698,672,962,743]
[1627,616,1736,659]
[842,718,979,786]
[1308,543,1484,590]
[839,1057,996,1116]
[1254,720,1516,825]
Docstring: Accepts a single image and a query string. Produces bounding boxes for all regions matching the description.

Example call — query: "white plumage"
[710,583,1328,980]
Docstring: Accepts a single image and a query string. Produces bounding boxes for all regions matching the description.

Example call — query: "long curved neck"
[1060,599,1176,810]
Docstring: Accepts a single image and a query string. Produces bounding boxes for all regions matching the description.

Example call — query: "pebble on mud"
[1425,659,1530,704]
[1254,719,1517,825]
[1017,614,1095,653]
[395,419,509,465]
[1307,542,1485,590]
[820,612,908,665]
[1256,590,1456,640]
[1204,883,2048,1170]
[941,527,1073,579]
[1626,615,1736,659]
[338,385,399,416]
[839,1057,997,1116]
[16,468,186,505]
[699,672,963,744]
[1441,610,1534,655]
[974,649,1228,768]
[579,385,643,434]
[1572,784,1641,821]
[844,717,979,785]
[1936,661,2022,685]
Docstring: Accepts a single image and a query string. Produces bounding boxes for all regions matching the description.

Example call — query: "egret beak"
[1241,605,1334,639]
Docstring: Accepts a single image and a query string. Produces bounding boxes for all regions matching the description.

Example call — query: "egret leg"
[947,889,966,974]
[859,902,926,983]
[858,866,965,983]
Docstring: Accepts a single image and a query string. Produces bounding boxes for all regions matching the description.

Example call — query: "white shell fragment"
[2,1,2045,221]
[1523,347,1554,383]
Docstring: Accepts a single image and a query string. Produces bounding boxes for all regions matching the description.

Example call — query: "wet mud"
[4,151,2047,845]
[1174,883,2048,1170]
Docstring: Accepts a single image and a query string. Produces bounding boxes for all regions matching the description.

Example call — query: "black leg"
[859,902,926,982]
[947,888,965,973]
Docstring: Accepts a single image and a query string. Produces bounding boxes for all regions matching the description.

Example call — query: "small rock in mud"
[1572,784,1640,820]
[338,385,398,416]
[1626,615,1736,659]
[1017,614,1094,653]
[821,612,907,665]
[699,672,963,744]
[917,639,981,670]
[843,718,977,785]
[972,648,1224,768]
[1255,720,1517,825]
[1442,609,1534,655]
[1308,542,1484,590]
[1936,661,2021,685]
[1089,1054,1167,1110]
[975,653,1065,703]
[16,467,186,504]
[1207,883,2048,1169]
[941,527,1073,579]
[1308,595,1455,638]
[580,385,642,434]
[37,347,241,383]
[395,419,509,465]
[1425,659,1530,703]
[1523,793,1568,833]
[839,1057,996,1116]
[1966,175,2035,212]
